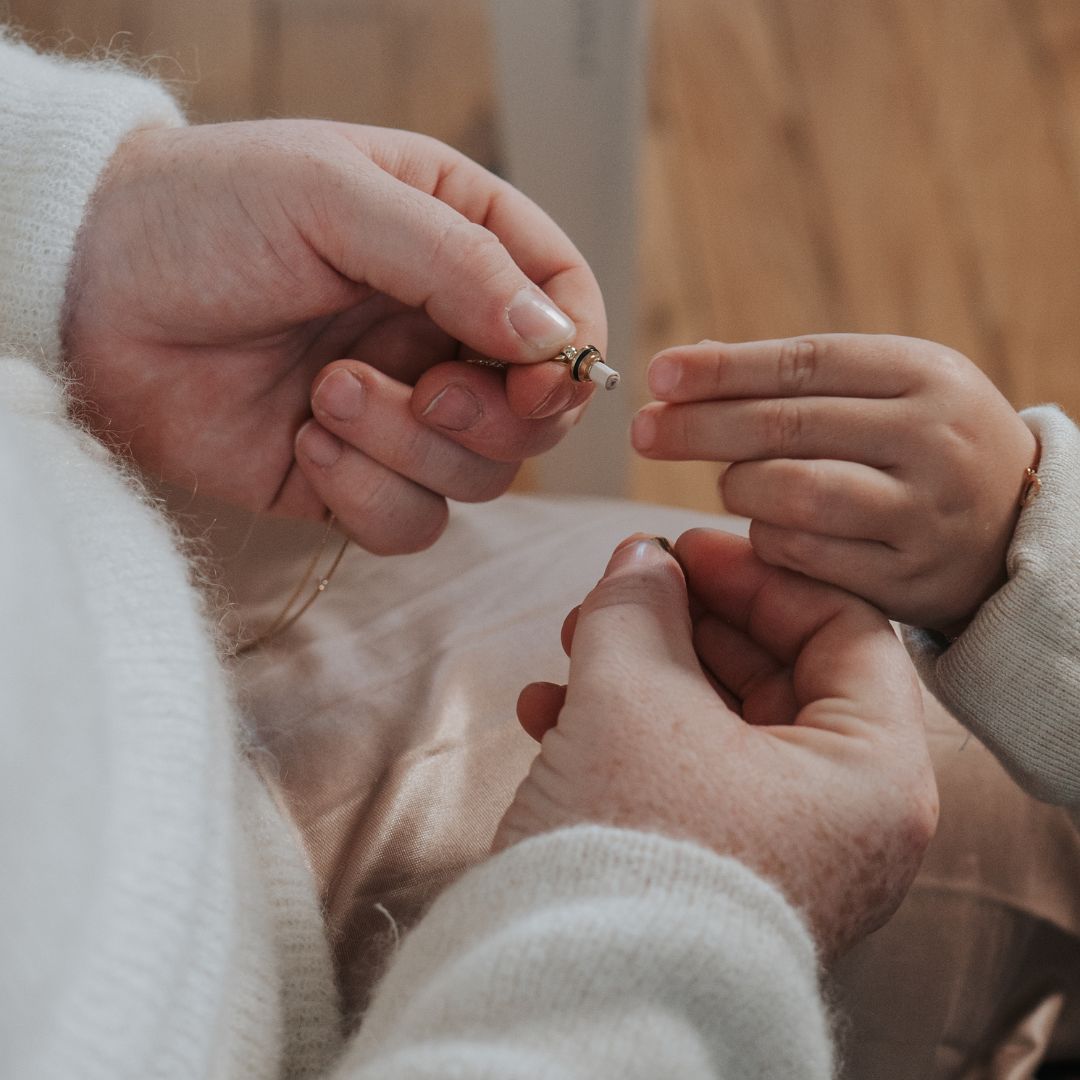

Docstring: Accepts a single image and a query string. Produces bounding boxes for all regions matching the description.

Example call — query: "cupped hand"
[64,120,604,553]
[498,528,938,961]
[631,335,1037,631]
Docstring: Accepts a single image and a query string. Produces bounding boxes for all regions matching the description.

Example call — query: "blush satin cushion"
[187,491,1080,1073]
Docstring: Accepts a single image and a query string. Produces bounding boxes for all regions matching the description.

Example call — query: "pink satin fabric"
[184,490,1080,1073]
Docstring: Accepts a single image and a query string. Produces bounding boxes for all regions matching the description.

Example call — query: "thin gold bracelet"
[234,515,350,656]
[1020,466,1041,508]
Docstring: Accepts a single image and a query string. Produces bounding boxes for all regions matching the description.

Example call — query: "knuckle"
[398,422,437,474]
[430,218,507,284]
[893,780,939,858]
[310,138,377,205]
[781,462,824,528]
[451,461,516,503]
[775,531,815,574]
[401,130,454,167]
[930,343,967,382]
[917,341,974,397]
[348,462,398,521]
[893,544,934,584]
[403,500,450,553]
[750,521,813,574]
[703,344,731,395]
[656,403,696,457]
[364,498,448,556]
[776,337,818,393]
[674,406,701,453]
[760,398,804,457]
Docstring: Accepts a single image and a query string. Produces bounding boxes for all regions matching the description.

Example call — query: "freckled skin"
[500,530,939,963]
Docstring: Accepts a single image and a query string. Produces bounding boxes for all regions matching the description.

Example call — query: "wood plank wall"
[5,0,1079,513]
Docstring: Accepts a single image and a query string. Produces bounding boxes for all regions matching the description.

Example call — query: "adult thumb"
[566,538,700,706]
[311,143,590,363]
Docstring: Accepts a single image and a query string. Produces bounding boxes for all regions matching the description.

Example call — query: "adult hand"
[65,120,604,553]
[632,335,1037,631]
[498,529,938,961]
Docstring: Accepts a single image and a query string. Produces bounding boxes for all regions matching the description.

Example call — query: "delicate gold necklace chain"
[234,347,614,656]
[234,515,350,656]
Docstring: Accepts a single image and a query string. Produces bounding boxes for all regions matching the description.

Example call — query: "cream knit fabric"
[0,33,835,1079]
[337,829,829,1078]
[0,358,341,1079]
[0,32,181,372]
[905,406,1080,811]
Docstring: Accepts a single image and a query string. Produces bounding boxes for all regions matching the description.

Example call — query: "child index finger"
[646,334,925,403]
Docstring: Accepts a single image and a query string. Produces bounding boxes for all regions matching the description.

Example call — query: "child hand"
[631,334,1038,632]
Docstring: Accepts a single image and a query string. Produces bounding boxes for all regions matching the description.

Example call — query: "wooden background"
[6,0,1080,512]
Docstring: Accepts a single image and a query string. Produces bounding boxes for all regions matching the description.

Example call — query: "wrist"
[937,437,1041,639]
[63,125,179,389]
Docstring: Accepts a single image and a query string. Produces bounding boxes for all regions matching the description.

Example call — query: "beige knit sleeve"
[0,31,182,375]
[904,405,1080,808]
[331,826,833,1080]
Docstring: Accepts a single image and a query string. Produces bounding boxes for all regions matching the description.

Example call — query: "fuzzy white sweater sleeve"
[904,406,1080,811]
[0,31,182,369]
[0,357,344,1079]
[0,32,835,1078]
[333,827,831,1079]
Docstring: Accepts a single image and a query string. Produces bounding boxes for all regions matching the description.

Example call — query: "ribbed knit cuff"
[904,405,1080,805]
[469,825,818,965]
[349,825,831,1078]
[0,33,183,374]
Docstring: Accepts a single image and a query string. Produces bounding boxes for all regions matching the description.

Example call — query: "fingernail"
[630,409,657,451]
[527,379,576,419]
[507,286,575,351]
[609,538,670,571]
[298,422,343,468]
[314,369,364,422]
[648,357,680,397]
[421,383,482,431]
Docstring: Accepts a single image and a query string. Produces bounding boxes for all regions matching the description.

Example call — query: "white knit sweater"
[0,34,834,1079]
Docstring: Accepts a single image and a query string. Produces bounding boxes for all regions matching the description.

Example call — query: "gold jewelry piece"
[234,516,350,656]
[1020,466,1042,507]
[463,356,507,369]
[553,345,621,390]
[463,345,620,389]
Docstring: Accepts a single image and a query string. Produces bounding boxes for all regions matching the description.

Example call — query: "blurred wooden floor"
[6,0,1080,512]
